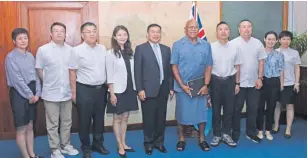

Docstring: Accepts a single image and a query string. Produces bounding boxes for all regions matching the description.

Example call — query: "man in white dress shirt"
[231,19,267,143]
[68,22,109,158]
[36,22,79,158]
[210,21,242,148]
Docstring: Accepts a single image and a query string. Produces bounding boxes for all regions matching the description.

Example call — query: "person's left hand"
[33,96,40,103]
[255,79,263,89]
[206,95,212,108]
[235,85,240,95]
[169,90,175,100]
[294,83,300,93]
[197,86,208,96]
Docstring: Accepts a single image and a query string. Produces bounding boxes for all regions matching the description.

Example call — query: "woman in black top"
[106,25,138,157]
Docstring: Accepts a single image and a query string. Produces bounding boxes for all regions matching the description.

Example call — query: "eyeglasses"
[82,31,97,34]
[52,30,65,34]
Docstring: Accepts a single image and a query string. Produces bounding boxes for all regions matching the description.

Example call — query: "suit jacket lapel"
[159,44,167,70]
[147,42,160,68]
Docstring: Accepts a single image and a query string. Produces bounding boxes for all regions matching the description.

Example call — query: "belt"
[212,74,234,80]
[77,82,104,89]
[264,76,280,79]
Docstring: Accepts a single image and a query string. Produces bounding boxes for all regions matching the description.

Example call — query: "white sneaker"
[51,149,65,158]
[257,131,264,139]
[265,131,274,140]
[60,144,79,156]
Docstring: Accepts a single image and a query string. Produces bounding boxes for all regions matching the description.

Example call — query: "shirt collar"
[50,40,66,48]
[279,47,291,51]
[265,49,275,54]
[216,40,229,47]
[82,42,98,50]
[181,36,202,44]
[239,36,252,43]
[149,41,159,48]
[13,48,28,57]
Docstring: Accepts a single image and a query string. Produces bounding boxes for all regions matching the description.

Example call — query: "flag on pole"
[191,2,211,136]
[189,1,207,41]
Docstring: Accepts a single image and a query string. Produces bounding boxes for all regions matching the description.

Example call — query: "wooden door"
[19,1,99,136]
[0,2,21,139]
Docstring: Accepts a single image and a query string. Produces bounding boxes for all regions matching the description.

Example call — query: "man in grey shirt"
[69,22,109,158]
[36,22,79,158]
[231,19,267,143]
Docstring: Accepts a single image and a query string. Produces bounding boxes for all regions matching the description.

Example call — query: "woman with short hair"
[5,28,43,158]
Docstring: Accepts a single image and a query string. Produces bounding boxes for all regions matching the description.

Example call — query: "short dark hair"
[50,22,66,32]
[238,19,252,27]
[216,21,229,28]
[279,30,293,40]
[12,28,29,41]
[264,31,278,40]
[80,22,97,32]
[147,23,161,32]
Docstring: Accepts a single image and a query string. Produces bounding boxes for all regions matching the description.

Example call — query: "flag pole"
[194,1,197,20]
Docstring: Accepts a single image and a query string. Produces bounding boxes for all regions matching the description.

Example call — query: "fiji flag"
[191,2,212,136]
[189,1,207,41]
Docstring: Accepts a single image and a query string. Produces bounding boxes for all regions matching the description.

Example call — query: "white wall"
[292,1,307,66]
[294,1,307,34]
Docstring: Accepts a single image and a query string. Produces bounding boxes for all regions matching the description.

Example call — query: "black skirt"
[9,81,37,128]
[106,54,138,114]
[280,85,297,104]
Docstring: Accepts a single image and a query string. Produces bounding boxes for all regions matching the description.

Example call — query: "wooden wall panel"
[0,2,20,139]
[0,1,99,139]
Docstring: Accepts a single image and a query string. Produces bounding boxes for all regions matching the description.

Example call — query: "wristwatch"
[204,84,209,88]
[236,82,240,86]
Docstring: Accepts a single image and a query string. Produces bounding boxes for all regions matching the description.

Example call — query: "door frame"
[16,1,99,137]
[19,1,98,45]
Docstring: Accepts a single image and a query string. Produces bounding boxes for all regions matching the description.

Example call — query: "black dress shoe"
[284,133,292,139]
[272,127,280,134]
[154,145,167,153]
[83,150,92,158]
[92,146,109,155]
[124,148,136,152]
[144,147,153,155]
[118,151,127,158]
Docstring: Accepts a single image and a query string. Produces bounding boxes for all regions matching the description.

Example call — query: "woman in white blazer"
[106,25,138,157]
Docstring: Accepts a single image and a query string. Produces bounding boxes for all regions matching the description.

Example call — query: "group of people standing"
[4,18,301,158]
[209,20,301,149]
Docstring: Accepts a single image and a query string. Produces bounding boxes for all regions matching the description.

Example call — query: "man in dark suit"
[134,23,174,155]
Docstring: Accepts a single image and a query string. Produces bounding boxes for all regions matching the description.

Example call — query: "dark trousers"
[211,75,235,136]
[141,84,169,148]
[76,82,107,150]
[257,77,280,131]
[232,87,260,141]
